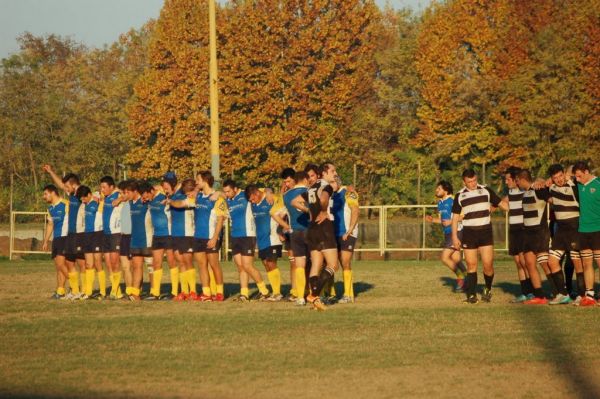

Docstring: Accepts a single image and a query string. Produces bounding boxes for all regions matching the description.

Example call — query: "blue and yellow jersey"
[226,190,255,238]
[251,192,284,250]
[120,200,131,235]
[67,193,81,234]
[76,200,103,233]
[282,185,309,231]
[102,190,121,235]
[149,191,171,237]
[170,189,195,237]
[130,198,153,249]
[437,196,454,235]
[47,199,69,239]
[331,187,359,238]
[189,192,228,240]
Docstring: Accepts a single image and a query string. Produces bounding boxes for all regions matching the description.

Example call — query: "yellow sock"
[125,286,132,295]
[343,270,354,297]
[202,286,211,296]
[187,269,197,294]
[295,268,306,298]
[68,272,80,294]
[241,287,249,297]
[170,267,179,295]
[97,270,106,296]
[257,281,269,296]
[151,269,163,297]
[180,270,189,294]
[113,272,122,297]
[216,284,224,295]
[290,287,297,297]
[130,287,140,296]
[209,268,217,294]
[80,272,85,291]
[267,269,281,295]
[84,269,94,296]
[57,287,66,295]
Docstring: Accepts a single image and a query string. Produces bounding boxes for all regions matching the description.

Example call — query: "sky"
[0,0,431,59]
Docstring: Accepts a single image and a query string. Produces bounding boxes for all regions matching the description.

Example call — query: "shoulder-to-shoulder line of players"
[41,162,359,311]
[428,161,600,306]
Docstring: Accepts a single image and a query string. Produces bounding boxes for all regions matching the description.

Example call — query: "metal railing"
[8,206,510,260]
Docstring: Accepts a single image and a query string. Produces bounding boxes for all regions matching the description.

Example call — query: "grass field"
[2,259,600,399]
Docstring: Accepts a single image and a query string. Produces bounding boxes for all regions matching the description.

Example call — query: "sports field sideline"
[1,259,600,399]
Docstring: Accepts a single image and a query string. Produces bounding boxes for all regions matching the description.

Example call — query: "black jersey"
[302,180,334,222]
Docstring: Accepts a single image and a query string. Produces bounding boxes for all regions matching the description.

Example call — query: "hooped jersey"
[226,190,256,238]
[47,199,69,239]
[331,186,359,238]
[130,197,153,249]
[102,190,122,235]
[508,187,525,228]
[189,191,228,240]
[76,200,103,233]
[170,189,195,237]
[67,193,81,234]
[251,192,284,250]
[522,187,550,228]
[452,185,501,228]
[282,186,309,231]
[549,180,579,223]
[303,180,333,224]
[149,192,171,237]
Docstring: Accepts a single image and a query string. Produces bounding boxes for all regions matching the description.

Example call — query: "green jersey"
[577,177,600,233]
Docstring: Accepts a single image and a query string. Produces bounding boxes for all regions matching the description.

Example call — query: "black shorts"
[552,222,580,252]
[83,231,103,253]
[337,235,357,252]
[306,220,337,252]
[231,237,256,256]
[258,245,282,260]
[51,236,67,259]
[290,230,308,257]
[103,233,121,253]
[119,234,131,257]
[172,236,194,254]
[66,233,85,261]
[152,236,172,250]
[443,231,462,250]
[508,228,525,256]
[578,231,600,251]
[193,238,221,254]
[130,247,152,257]
[283,232,291,252]
[461,226,493,249]
[523,226,550,254]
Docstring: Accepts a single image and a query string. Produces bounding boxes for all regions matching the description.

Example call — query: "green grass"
[1,259,600,398]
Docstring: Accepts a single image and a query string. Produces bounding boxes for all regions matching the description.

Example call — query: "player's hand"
[315,212,328,224]
[532,179,545,190]
[207,237,217,249]
[265,191,274,205]
[425,215,433,222]
[42,164,52,173]
[280,182,288,194]
[278,234,286,242]
[112,198,121,206]
[452,237,461,250]
[347,185,356,192]
[42,241,48,251]
[342,232,350,241]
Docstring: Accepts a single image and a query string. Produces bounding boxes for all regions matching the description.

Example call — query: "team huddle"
[429,162,600,306]
[41,163,359,311]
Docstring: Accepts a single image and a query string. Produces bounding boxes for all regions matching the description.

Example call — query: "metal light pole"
[208,0,220,184]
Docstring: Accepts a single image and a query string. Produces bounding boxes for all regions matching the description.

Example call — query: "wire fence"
[7,206,511,260]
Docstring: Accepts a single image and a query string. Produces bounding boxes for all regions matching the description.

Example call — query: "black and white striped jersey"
[522,187,550,228]
[549,180,579,224]
[508,187,524,229]
[452,185,501,228]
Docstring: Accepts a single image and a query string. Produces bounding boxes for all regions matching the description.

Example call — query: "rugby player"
[42,184,70,299]
[115,180,134,298]
[426,180,466,292]
[99,176,123,299]
[572,161,600,306]
[75,185,106,299]
[126,181,153,301]
[160,173,180,300]
[451,169,508,303]
[276,167,298,300]
[246,184,284,301]
[222,179,270,301]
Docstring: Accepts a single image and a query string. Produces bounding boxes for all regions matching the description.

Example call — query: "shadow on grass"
[440,276,456,292]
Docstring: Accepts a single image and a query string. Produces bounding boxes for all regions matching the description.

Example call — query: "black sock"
[551,271,568,296]
[466,272,477,296]
[576,272,585,297]
[533,287,545,298]
[313,267,334,297]
[309,276,320,297]
[519,279,527,295]
[545,273,559,296]
[484,273,494,291]
[524,278,533,295]
[564,255,574,293]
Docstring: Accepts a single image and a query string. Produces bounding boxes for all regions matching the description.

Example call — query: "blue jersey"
[437,197,454,235]
[78,200,103,233]
[170,189,195,237]
[191,192,228,239]
[130,198,153,249]
[331,187,359,238]
[120,201,131,235]
[102,191,121,235]
[48,199,69,239]
[226,191,256,238]
[67,193,81,234]
[251,193,283,250]
[283,186,309,231]
[149,192,171,237]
